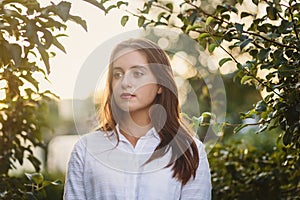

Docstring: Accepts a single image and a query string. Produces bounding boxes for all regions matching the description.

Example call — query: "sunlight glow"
[45,1,137,100]
[0,80,6,101]
[171,51,189,76]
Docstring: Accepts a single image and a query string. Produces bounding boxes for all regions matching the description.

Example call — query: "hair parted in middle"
[98,38,199,185]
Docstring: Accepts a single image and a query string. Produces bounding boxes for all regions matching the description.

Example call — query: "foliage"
[1,0,299,198]
[0,0,88,198]
[208,131,300,199]
[0,173,62,200]
[0,176,26,199]
[24,172,62,200]
[97,0,300,151]
[94,0,300,198]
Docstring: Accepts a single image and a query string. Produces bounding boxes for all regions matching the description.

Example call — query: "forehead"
[112,50,148,70]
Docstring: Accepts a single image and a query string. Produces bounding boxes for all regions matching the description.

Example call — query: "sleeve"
[180,140,212,200]
[63,139,87,200]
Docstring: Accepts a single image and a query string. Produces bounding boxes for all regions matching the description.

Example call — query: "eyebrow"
[112,65,148,71]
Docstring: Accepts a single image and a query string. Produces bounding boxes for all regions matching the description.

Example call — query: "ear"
[157,86,162,94]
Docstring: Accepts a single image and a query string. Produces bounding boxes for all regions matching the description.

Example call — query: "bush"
[208,130,300,199]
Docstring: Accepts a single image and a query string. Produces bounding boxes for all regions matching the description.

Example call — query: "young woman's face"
[111,50,162,114]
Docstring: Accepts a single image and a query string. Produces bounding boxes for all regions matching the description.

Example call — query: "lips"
[120,93,136,99]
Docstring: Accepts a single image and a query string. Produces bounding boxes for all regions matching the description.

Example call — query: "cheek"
[111,79,116,87]
[111,80,120,91]
[138,84,159,95]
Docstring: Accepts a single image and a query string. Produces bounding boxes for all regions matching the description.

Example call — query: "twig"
[210,33,284,99]
[289,3,299,40]
[244,30,296,48]
[195,119,271,128]
[185,1,231,25]
[152,2,172,13]
[186,1,296,48]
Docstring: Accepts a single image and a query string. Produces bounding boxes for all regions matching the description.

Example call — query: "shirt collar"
[115,124,160,142]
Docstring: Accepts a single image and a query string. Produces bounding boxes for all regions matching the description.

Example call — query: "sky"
[41,1,137,100]
[39,0,255,100]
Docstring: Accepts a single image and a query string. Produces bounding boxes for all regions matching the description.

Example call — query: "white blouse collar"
[115,124,160,141]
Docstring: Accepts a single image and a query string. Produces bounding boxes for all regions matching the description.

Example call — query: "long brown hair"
[98,38,199,185]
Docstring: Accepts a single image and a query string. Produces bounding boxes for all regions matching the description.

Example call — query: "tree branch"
[289,3,299,41]
[244,30,296,48]
[213,38,285,99]
[152,2,172,13]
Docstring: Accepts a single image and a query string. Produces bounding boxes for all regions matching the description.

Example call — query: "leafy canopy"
[96,0,300,155]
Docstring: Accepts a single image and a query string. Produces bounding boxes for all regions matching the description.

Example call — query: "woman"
[64,38,211,199]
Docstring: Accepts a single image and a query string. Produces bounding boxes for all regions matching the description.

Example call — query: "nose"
[120,72,132,89]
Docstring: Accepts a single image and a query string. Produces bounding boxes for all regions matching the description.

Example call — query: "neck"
[119,112,153,147]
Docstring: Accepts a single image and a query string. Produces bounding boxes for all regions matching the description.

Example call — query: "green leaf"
[208,43,218,53]
[25,173,44,184]
[197,33,210,41]
[106,5,116,13]
[51,179,63,185]
[255,100,267,112]
[37,46,50,74]
[83,0,106,11]
[221,14,230,21]
[10,4,23,13]
[31,173,44,185]
[233,124,248,134]
[42,179,62,188]
[9,44,22,67]
[166,3,173,11]
[239,38,252,50]
[69,15,87,31]
[203,112,216,124]
[206,16,215,26]
[117,1,128,8]
[235,23,243,34]
[186,24,202,32]
[229,5,238,14]
[240,75,252,84]
[0,44,11,65]
[257,124,268,133]
[257,48,271,61]
[157,12,166,21]
[278,20,292,34]
[121,15,129,26]
[216,5,227,14]
[138,16,145,27]
[266,6,278,20]
[55,1,71,21]
[219,58,232,67]
[283,130,292,146]
[52,36,66,53]
[241,12,253,18]
[39,17,66,29]
[21,73,39,90]
[237,63,243,70]
[249,49,258,57]
[40,28,53,49]
[252,0,258,5]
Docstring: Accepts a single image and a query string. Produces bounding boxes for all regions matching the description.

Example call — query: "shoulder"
[77,129,114,142]
[192,136,204,149]
[73,130,116,153]
[192,137,208,158]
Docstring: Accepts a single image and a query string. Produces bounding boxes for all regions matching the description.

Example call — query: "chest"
[83,150,182,200]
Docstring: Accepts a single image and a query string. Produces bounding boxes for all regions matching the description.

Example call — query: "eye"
[133,70,144,78]
[113,71,123,79]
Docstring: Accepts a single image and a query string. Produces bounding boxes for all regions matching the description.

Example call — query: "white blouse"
[64,125,212,200]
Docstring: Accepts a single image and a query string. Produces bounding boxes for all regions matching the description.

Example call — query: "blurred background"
[1,0,299,199]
